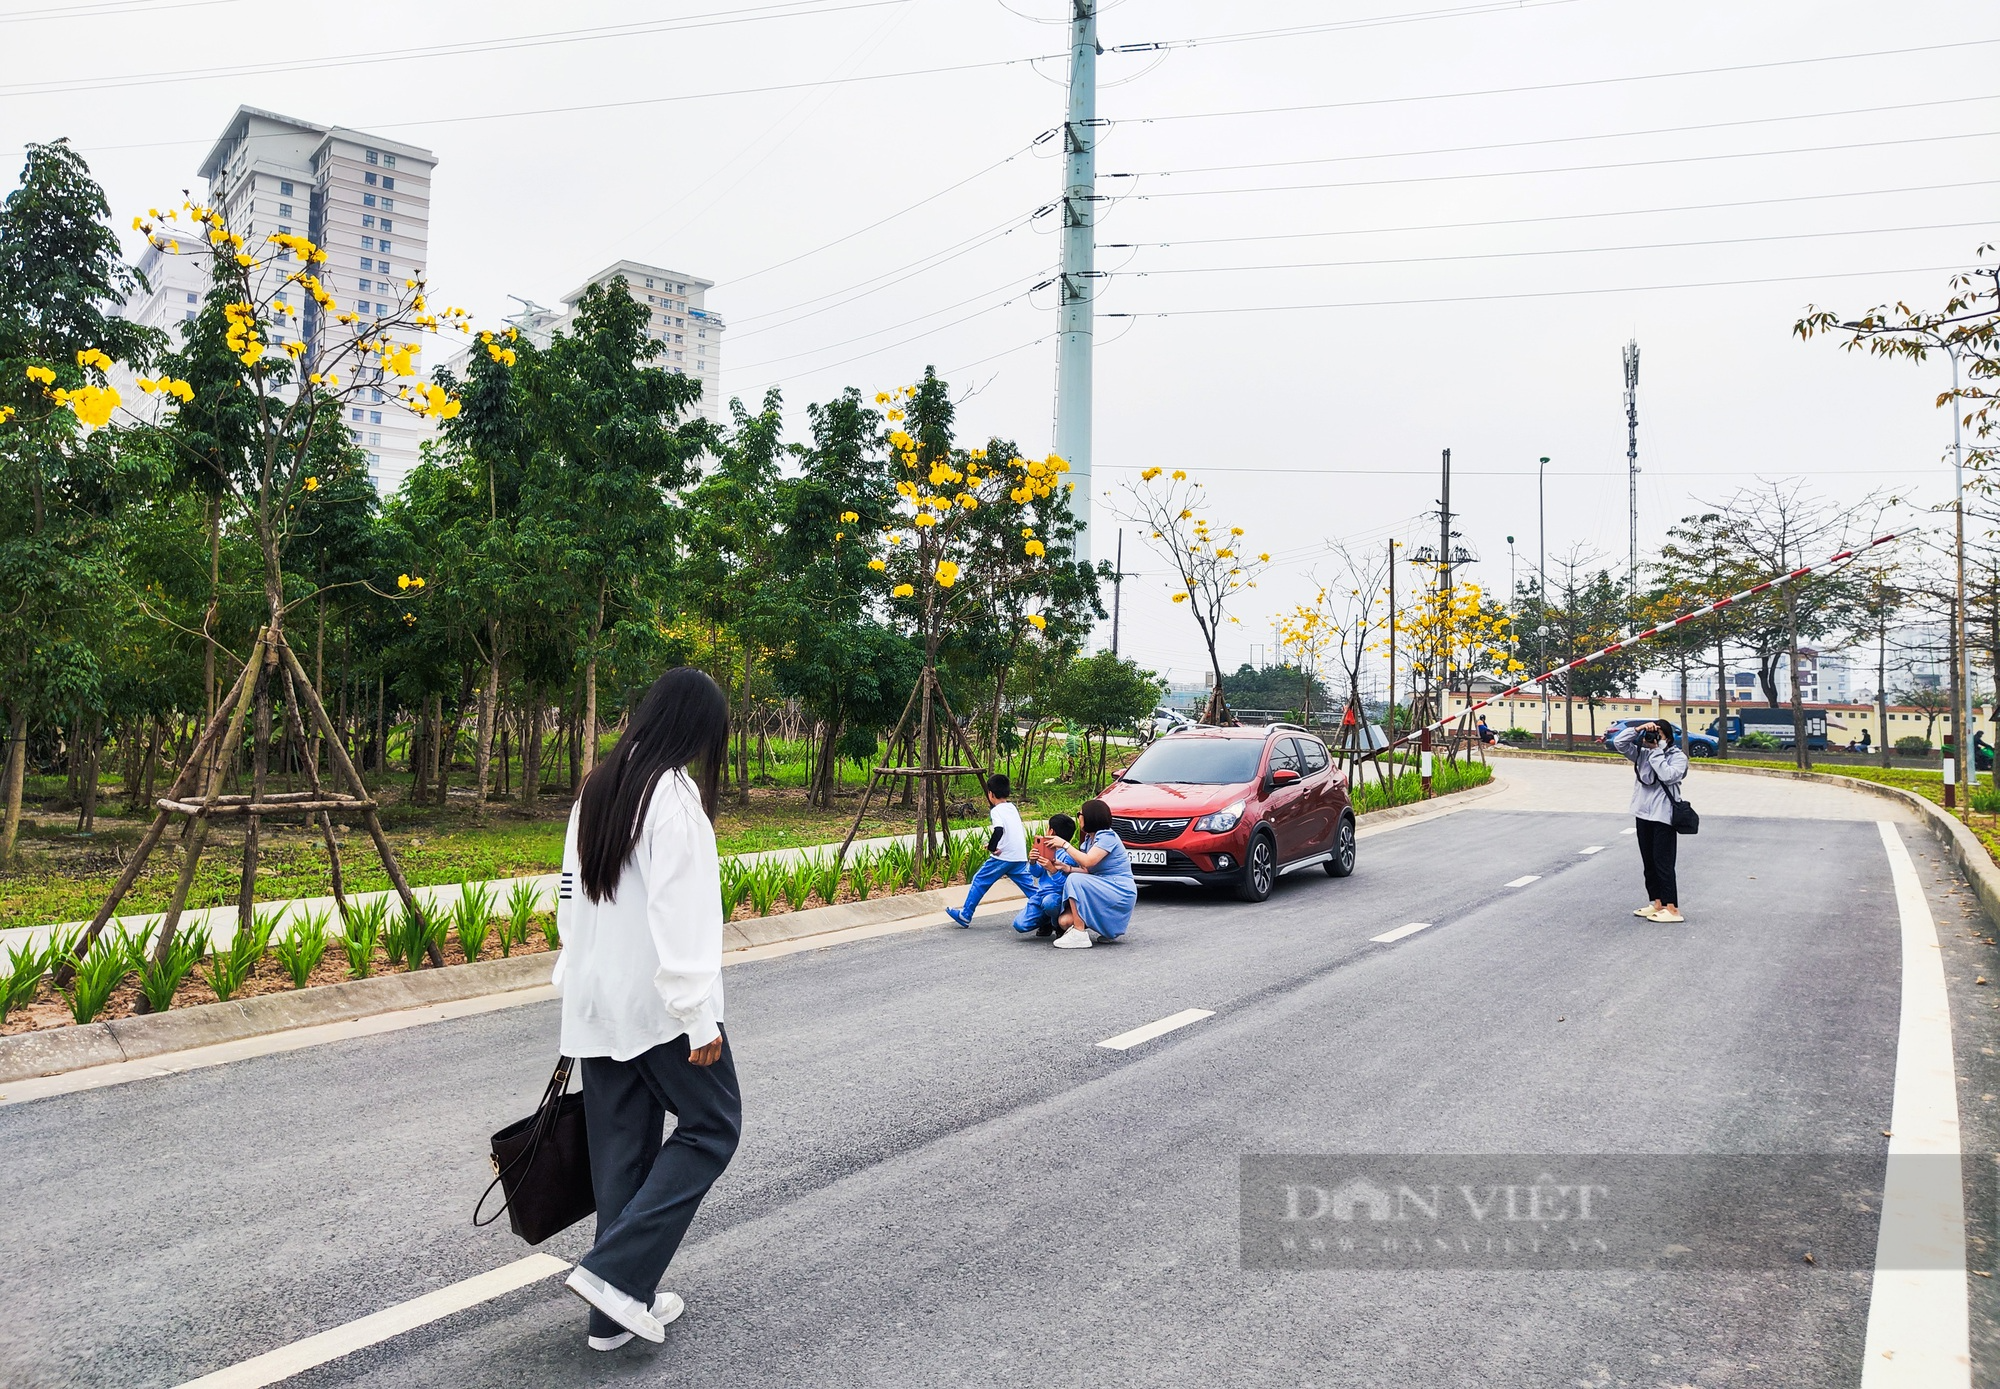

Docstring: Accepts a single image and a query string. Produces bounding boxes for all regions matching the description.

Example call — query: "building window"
[382,177,395,191]
[645,278,654,289]
[366,149,378,165]
[361,236,374,250]
[369,432,382,446]
[367,410,381,424]
[349,428,362,443]
[382,153,396,168]
[365,171,377,186]
[184,309,196,321]
[357,278,370,292]
[280,180,294,196]
[378,240,391,254]
[379,220,391,233]
[378,262,390,275]
[352,408,365,422]
[360,256,373,270]
[362,215,375,229]
[186,292,197,304]
[380,197,393,211]
[370,388,384,403]
[363,193,376,208]
[278,203,293,218]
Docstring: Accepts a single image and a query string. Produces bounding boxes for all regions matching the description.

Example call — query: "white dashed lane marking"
[1097,1009,1215,1051]
[1504,875,1542,888]
[1579,846,1605,855]
[1371,922,1433,943]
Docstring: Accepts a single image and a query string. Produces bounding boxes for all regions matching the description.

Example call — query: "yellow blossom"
[892,583,914,598]
[1024,539,1045,558]
[1026,613,1046,631]
[0,406,13,424]
[75,348,112,372]
[397,574,412,590]
[25,365,55,386]
[868,558,886,571]
[914,513,937,528]
[935,560,959,588]
[1141,466,1162,481]
[1172,593,1188,603]
[840,510,860,523]
[1171,469,1186,480]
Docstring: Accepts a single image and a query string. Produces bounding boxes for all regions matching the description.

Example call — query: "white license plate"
[1128,848,1168,866]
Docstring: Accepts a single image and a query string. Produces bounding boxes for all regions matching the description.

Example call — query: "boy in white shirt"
[946,773,1035,927]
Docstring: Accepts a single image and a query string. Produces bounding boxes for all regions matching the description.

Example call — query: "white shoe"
[1053,927,1093,949]
[1634,906,1658,918]
[587,1292,684,1351]
[567,1267,665,1345]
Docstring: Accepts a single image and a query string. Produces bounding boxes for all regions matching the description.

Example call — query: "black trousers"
[579,1031,741,1337]
[1635,818,1679,905]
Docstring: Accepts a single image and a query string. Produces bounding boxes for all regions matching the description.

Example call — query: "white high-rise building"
[448,261,726,424]
[191,106,439,494]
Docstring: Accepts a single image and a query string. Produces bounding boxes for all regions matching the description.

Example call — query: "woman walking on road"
[1044,798,1137,949]
[551,667,741,1350]
[1611,719,1689,923]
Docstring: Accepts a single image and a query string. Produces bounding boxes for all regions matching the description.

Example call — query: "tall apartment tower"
[195,106,438,493]
[558,260,726,423]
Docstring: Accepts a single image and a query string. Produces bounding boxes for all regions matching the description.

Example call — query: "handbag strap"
[473,1056,576,1229]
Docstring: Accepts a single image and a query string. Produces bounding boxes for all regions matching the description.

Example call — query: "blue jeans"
[959,857,1036,916]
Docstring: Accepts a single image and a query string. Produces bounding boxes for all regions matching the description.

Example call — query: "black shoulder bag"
[473,1056,596,1245]
[1637,746,1700,836]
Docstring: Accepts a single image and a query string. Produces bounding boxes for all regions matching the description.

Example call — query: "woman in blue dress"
[1045,798,1136,949]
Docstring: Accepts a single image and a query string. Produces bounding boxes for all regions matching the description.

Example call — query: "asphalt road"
[1,762,1991,1388]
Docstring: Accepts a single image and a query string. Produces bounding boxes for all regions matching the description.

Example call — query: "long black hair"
[577,667,730,902]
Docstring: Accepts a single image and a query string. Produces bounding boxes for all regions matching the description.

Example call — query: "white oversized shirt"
[550,770,725,1058]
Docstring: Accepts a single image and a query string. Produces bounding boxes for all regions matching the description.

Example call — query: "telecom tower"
[1624,339,1640,608]
[1053,0,1098,565]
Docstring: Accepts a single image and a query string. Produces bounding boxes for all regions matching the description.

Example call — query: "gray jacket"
[1611,724,1688,824]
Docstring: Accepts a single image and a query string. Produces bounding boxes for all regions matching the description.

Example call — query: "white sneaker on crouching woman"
[1053,926,1093,949]
[568,1267,666,1345]
[587,1292,685,1351]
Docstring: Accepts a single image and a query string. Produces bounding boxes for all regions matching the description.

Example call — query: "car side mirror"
[1271,767,1301,786]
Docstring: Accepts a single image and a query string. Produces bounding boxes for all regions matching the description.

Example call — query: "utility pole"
[1110,529,1123,656]
[1053,0,1098,565]
[1623,339,1641,612]
[1439,447,1453,711]
[1539,455,1549,749]
[1386,537,1397,747]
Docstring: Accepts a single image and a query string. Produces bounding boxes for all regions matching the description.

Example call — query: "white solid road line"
[172,1253,570,1389]
[1579,845,1605,855]
[1620,827,1636,834]
[1097,1008,1215,1051]
[1503,875,1541,888]
[1861,821,1970,1387]
[1371,922,1434,943]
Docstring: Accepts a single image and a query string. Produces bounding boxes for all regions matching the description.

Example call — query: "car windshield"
[1122,737,1264,785]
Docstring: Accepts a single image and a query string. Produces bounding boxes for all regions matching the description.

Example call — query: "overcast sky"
[7,0,1996,688]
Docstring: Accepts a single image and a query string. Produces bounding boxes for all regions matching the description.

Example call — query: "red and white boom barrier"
[1364,532,1902,762]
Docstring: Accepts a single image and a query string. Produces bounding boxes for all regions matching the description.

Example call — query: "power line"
[734,273,1049,375]
[1122,131,2000,201]
[1106,180,2000,252]
[1118,37,2000,125]
[0,0,915,97]
[1102,263,1972,320]
[0,0,245,21]
[1121,223,1996,279]
[1113,95,2000,181]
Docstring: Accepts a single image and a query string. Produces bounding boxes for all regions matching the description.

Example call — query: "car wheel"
[1324,815,1357,877]
[1236,830,1276,902]
[1688,742,1713,758]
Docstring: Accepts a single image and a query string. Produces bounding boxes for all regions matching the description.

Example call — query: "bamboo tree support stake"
[55,653,258,984]
[274,636,443,966]
[147,626,271,971]
[834,672,926,864]
[279,660,350,923]
[238,643,277,939]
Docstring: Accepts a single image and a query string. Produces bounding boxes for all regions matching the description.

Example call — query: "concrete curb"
[0,879,1025,1086]
[1488,746,2000,924]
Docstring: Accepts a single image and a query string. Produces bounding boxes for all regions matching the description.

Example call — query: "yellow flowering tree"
[63,198,490,976]
[1120,467,1271,722]
[1391,576,1522,727]
[837,368,1071,872]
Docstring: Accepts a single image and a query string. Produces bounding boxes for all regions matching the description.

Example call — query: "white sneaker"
[1634,906,1657,918]
[587,1292,684,1351]
[1053,927,1093,949]
[567,1267,665,1345]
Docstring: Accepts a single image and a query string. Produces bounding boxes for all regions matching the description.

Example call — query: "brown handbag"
[474,1056,596,1245]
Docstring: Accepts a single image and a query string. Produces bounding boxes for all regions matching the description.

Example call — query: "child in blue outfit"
[946,774,1035,927]
[1012,813,1077,936]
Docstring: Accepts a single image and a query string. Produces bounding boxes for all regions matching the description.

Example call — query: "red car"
[1099,723,1356,902]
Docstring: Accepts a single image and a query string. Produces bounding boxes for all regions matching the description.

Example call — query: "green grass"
[1351,756,1494,814]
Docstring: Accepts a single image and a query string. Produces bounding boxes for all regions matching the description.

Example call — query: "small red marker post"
[1420,726,1434,799]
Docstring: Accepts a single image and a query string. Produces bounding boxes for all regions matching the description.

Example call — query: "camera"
[1639,725,1663,747]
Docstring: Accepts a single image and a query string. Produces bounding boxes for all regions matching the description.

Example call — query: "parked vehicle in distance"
[1707,708,1829,751]
[1140,706,1194,742]
[1100,723,1355,902]
[1599,718,1720,758]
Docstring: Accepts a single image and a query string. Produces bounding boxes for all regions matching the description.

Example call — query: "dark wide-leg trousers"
[1635,817,1679,906]
[578,1031,741,1337]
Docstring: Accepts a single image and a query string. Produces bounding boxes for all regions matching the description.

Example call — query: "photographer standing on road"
[1611,720,1688,923]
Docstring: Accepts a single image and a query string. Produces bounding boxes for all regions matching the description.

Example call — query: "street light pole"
[1952,344,1973,798]
[1538,455,1550,749]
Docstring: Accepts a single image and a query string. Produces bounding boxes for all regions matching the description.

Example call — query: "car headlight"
[1195,800,1246,833]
